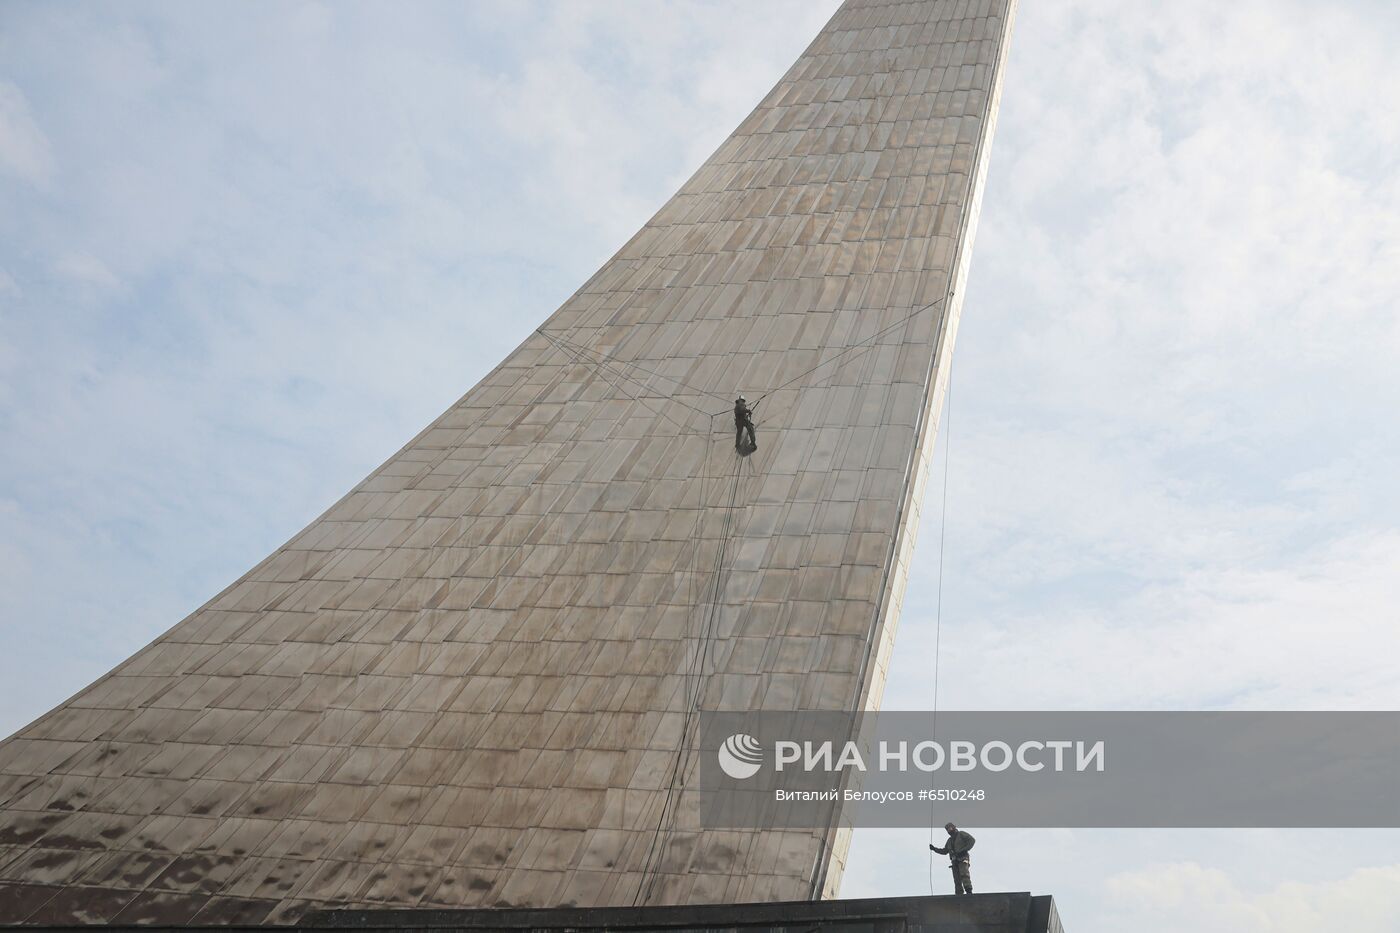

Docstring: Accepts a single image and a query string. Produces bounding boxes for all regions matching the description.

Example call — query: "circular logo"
[718,733,763,779]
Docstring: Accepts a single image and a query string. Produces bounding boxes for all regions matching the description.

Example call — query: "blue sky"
[2,1,1399,930]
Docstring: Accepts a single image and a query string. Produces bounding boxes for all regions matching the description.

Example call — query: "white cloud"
[51,252,121,291]
[1104,862,1400,933]
[914,529,1400,711]
[875,0,1400,713]
[0,81,52,183]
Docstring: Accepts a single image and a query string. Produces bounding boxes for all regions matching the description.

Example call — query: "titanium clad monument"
[0,0,1017,924]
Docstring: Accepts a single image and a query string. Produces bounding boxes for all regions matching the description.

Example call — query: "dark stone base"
[6,892,1065,931]
[305,894,1064,933]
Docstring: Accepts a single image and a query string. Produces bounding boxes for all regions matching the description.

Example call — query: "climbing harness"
[734,395,758,455]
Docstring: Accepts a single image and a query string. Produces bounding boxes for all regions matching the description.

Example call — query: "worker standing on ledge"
[930,822,975,894]
[734,395,758,453]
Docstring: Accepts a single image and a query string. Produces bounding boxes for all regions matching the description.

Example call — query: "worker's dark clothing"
[935,829,974,860]
[734,401,757,451]
[931,830,975,894]
[950,859,972,895]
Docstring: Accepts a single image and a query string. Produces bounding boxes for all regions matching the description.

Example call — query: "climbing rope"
[537,326,734,408]
[750,292,952,408]
[543,329,725,420]
[536,281,960,901]
[543,292,952,427]
[927,362,954,895]
[533,325,743,905]
[537,328,712,436]
[634,446,749,905]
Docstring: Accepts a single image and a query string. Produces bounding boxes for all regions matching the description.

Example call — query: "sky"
[2,1,1399,930]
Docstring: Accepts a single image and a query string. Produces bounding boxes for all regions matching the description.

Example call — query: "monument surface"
[0,0,1016,924]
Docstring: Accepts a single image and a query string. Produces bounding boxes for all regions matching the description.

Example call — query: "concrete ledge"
[305,893,1065,933]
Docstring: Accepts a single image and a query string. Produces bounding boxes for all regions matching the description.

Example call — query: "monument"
[0,0,1039,925]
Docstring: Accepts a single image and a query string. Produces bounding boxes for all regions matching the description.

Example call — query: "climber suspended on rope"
[734,395,758,454]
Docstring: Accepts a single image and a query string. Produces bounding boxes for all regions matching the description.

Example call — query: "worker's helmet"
[736,395,746,403]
